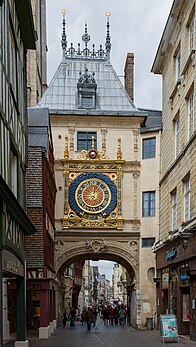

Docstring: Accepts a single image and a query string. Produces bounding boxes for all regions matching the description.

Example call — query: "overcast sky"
[46,0,172,282]
[46,0,172,110]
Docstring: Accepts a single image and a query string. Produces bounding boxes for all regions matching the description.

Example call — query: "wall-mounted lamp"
[180,232,192,249]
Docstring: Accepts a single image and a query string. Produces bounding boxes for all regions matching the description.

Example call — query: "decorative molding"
[68,127,75,158]
[133,129,139,161]
[85,239,108,253]
[101,128,107,151]
[77,149,109,160]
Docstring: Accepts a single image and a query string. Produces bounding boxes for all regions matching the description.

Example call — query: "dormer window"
[77,68,97,109]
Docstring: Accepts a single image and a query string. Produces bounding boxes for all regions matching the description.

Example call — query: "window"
[174,116,180,157]
[175,50,181,82]
[77,131,97,151]
[189,17,194,51]
[81,95,93,108]
[10,149,18,197]
[77,69,97,109]
[142,138,156,159]
[184,176,190,222]
[171,190,177,231]
[188,92,194,139]
[142,238,155,248]
[142,191,155,217]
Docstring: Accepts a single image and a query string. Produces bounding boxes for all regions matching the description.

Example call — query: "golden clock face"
[75,178,111,214]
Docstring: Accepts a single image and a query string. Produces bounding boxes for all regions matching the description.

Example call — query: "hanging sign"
[166,247,177,261]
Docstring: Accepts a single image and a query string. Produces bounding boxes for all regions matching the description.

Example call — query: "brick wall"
[124,53,134,102]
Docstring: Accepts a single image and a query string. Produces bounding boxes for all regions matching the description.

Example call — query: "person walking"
[69,307,76,329]
[62,309,67,328]
[119,305,127,326]
[86,307,93,331]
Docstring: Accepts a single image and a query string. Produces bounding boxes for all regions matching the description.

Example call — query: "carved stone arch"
[55,234,139,284]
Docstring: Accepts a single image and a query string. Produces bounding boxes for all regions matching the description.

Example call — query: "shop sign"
[2,249,24,276]
[74,276,82,286]
[180,273,189,281]
[166,247,177,261]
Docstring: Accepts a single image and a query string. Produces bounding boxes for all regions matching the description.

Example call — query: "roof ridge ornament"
[82,23,90,58]
[60,14,112,61]
[105,11,111,62]
[61,9,67,61]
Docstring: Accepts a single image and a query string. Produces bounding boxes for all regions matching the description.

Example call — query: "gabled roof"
[37,59,144,116]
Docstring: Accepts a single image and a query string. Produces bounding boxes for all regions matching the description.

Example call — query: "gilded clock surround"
[62,137,124,230]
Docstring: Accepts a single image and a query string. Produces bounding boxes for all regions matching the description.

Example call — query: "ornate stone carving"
[85,240,108,253]
[68,127,75,158]
[101,128,107,150]
[77,149,109,160]
[55,240,65,251]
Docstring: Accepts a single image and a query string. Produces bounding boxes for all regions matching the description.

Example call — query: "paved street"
[4,319,196,347]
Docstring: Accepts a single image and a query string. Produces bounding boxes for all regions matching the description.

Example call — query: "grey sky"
[90,260,115,283]
[46,0,172,110]
[46,1,172,281]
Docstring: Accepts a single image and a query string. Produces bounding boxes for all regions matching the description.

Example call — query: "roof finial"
[91,136,95,149]
[64,136,69,159]
[82,23,90,58]
[61,9,67,61]
[117,137,122,160]
[105,11,111,62]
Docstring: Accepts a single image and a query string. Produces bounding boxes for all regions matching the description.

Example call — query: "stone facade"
[27,0,47,107]
[152,0,196,339]
[37,14,161,329]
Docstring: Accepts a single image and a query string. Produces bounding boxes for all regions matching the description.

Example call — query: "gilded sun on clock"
[82,185,104,207]
[75,178,111,214]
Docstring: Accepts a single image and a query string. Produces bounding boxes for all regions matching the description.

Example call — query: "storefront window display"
[170,270,178,316]
[27,291,40,329]
[182,294,190,321]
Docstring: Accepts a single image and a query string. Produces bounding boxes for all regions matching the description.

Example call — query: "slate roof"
[139,108,162,133]
[36,58,145,118]
[28,108,53,154]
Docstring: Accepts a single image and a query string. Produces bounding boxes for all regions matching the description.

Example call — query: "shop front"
[0,178,36,346]
[155,231,196,340]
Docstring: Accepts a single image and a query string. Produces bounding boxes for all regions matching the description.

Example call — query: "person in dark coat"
[62,310,67,327]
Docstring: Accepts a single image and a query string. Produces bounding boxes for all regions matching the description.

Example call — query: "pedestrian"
[86,307,93,331]
[119,305,126,326]
[62,309,67,328]
[102,306,109,326]
[109,305,115,325]
[69,307,76,328]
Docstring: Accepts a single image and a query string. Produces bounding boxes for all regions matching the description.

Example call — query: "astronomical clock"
[62,137,124,230]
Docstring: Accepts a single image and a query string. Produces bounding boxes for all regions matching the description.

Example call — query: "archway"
[55,230,140,328]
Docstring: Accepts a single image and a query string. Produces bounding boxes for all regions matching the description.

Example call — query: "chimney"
[124,53,134,103]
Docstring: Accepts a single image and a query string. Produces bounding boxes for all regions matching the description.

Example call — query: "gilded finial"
[117,138,122,160]
[64,136,69,160]
[91,136,95,149]
[61,9,67,60]
[105,11,111,62]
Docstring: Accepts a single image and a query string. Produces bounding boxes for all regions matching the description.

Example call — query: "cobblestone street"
[4,319,196,347]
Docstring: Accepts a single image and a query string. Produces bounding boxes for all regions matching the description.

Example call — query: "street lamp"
[180,232,192,249]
